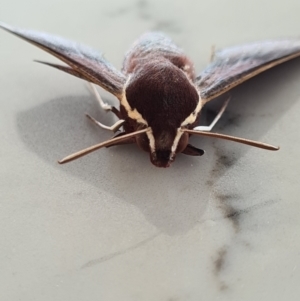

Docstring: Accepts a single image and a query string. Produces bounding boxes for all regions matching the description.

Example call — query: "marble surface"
[1,0,300,300]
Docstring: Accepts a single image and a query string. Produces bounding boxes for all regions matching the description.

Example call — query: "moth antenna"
[58,128,150,164]
[183,129,279,151]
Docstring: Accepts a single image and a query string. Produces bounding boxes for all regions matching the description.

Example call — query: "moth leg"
[193,96,231,132]
[87,82,112,110]
[87,82,122,118]
[182,144,205,156]
[85,114,125,133]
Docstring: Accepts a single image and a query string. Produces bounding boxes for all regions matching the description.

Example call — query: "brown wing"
[196,39,300,101]
[0,22,126,98]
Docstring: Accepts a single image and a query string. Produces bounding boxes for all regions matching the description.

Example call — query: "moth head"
[125,59,203,167]
[135,128,190,167]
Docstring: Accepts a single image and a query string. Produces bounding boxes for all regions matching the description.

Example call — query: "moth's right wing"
[0,23,126,99]
[196,39,300,102]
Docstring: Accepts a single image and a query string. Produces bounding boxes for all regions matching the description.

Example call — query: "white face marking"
[121,76,156,152]
[171,128,184,154]
[146,129,156,152]
[181,91,204,127]
[121,76,148,125]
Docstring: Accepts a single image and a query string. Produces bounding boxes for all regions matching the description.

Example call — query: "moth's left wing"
[197,39,300,102]
[0,23,126,98]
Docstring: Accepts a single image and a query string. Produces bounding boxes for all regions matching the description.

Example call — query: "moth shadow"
[16,59,300,235]
[16,93,210,235]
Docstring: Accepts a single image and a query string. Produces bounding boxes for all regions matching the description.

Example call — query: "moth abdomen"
[123,32,195,79]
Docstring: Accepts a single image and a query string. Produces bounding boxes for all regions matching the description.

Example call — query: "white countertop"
[1,0,300,300]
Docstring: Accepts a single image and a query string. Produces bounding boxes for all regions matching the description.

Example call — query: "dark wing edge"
[196,39,300,102]
[0,22,126,98]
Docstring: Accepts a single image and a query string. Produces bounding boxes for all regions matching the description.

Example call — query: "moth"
[1,23,300,167]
